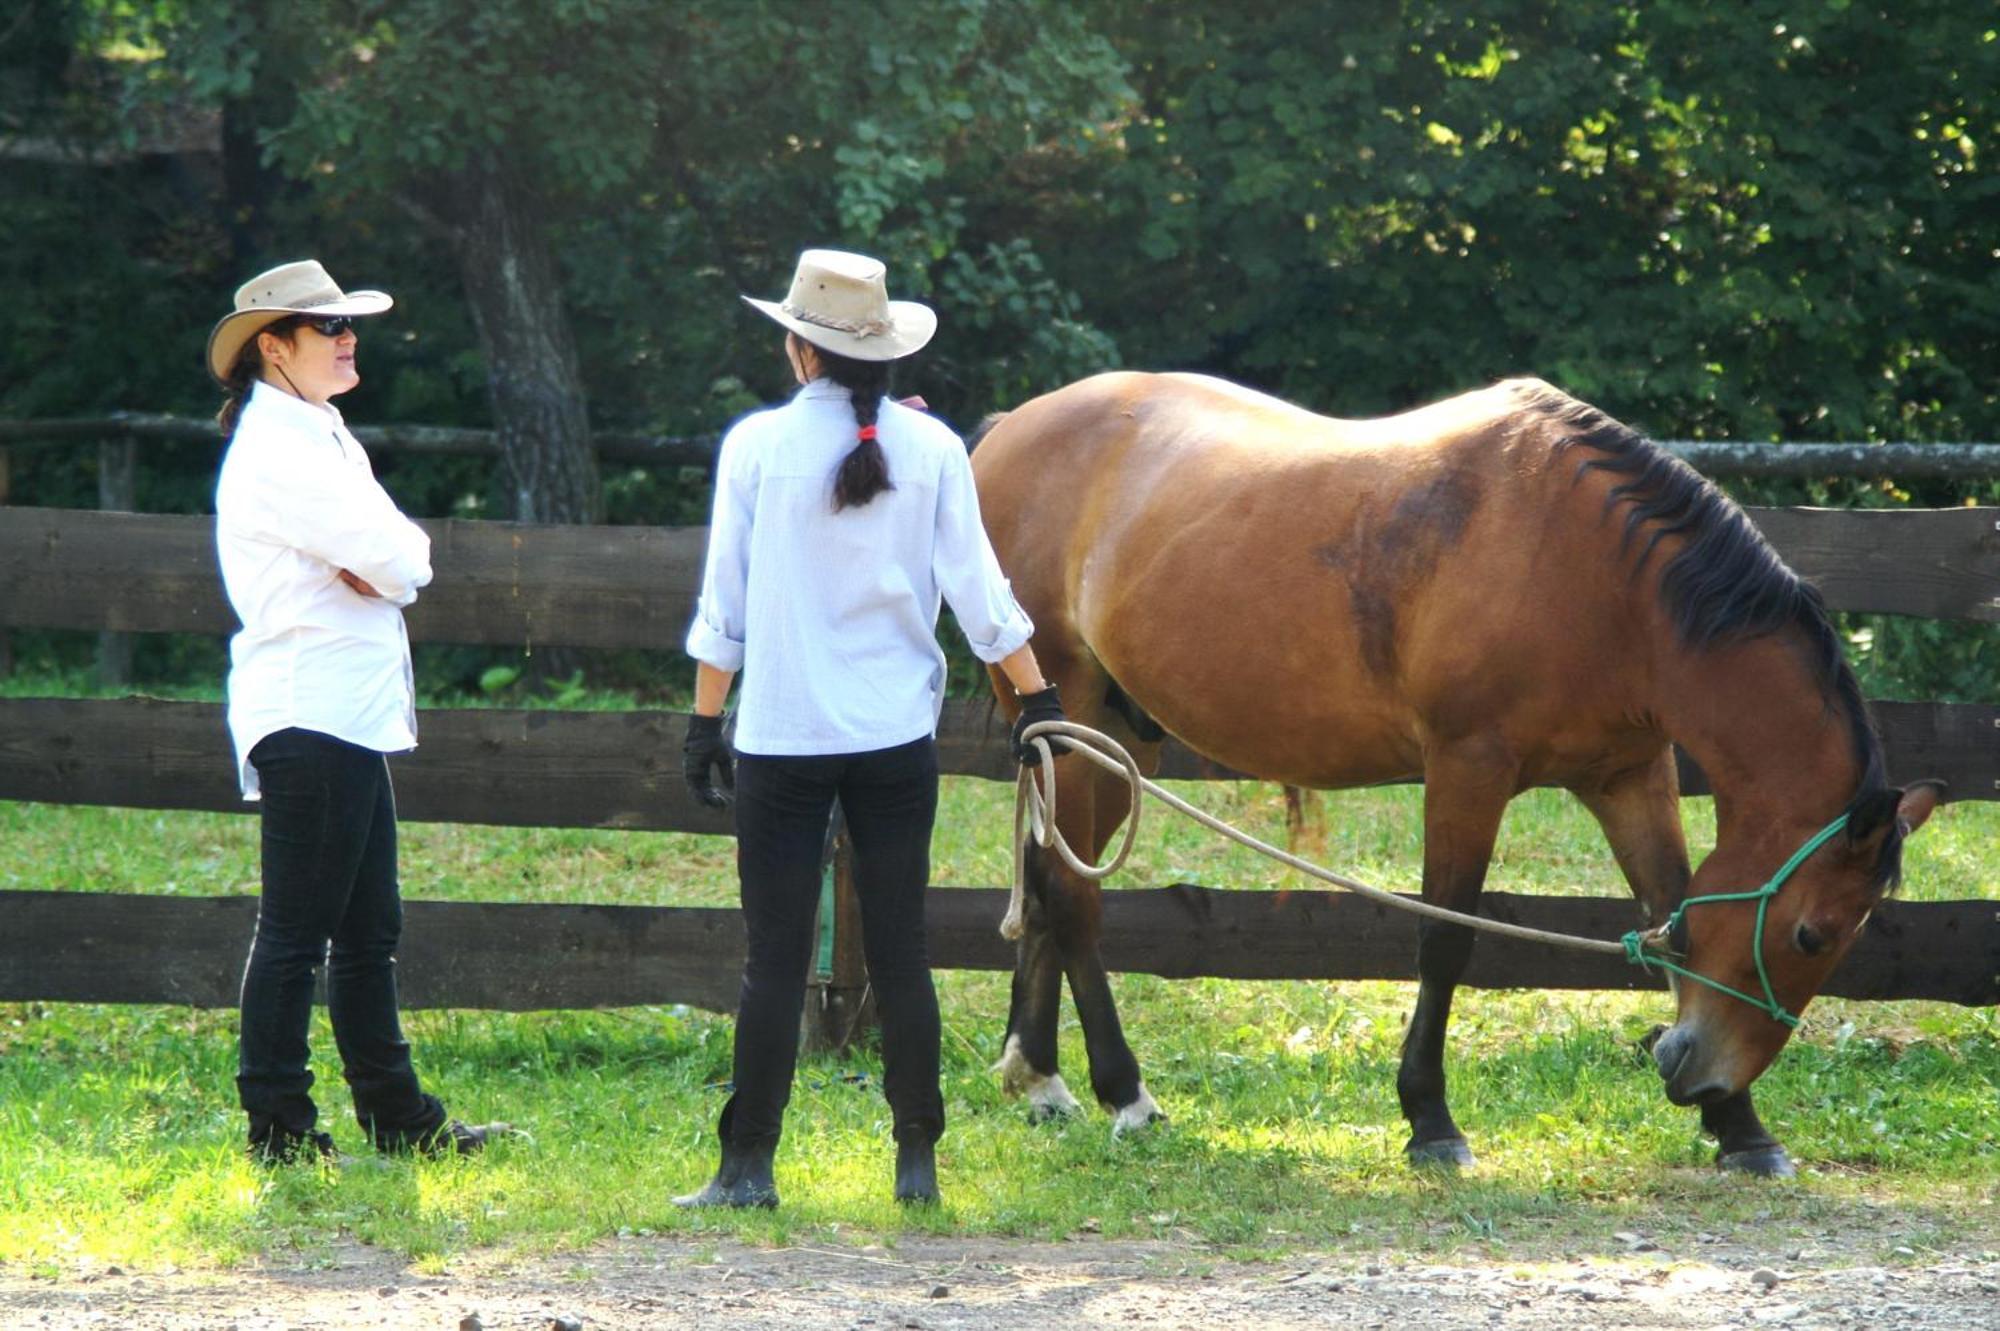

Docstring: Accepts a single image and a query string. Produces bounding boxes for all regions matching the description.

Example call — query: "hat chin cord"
[270,361,308,402]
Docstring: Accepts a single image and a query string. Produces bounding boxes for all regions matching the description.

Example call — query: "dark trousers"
[237,728,444,1150]
[724,736,944,1148]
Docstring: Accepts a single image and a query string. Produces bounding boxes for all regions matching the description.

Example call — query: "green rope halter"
[1620,813,1851,1029]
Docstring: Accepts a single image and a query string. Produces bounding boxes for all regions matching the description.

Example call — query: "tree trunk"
[450,154,602,526]
[217,0,280,267]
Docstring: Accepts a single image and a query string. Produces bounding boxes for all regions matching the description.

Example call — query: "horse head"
[1648,781,1943,1105]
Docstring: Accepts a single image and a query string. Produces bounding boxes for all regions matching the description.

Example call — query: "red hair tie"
[857,425,879,442]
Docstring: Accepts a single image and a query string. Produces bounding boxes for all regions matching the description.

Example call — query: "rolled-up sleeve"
[685,428,754,671]
[933,444,1034,663]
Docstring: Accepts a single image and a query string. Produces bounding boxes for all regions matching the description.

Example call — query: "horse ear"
[1895,780,1946,837]
[1846,780,1946,848]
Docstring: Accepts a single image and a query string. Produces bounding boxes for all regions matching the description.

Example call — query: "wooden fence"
[1,504,1997,1022]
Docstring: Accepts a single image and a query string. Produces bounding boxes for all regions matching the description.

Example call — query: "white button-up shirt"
[214,381,432,797]
[686,379,1034,756]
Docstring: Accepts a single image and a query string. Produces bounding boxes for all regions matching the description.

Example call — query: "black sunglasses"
[278,315,355,338]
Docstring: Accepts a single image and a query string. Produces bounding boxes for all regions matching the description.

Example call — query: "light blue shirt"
[686,379,1034,756]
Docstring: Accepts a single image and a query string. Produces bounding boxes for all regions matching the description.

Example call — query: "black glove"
[682,712,735,808]
[1009,684,1067,766]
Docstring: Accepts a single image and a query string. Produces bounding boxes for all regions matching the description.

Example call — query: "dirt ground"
[5,1226,1999,1331]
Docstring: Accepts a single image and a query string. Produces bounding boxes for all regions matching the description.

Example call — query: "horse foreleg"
[995,845,1084,1122]
[1572,756,1793,1176]
[1571,749,1690,930]
[1398,743,1515,1168]
[1700,1091,1795,1178]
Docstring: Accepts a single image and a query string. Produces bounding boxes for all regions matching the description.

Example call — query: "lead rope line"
[1000,720,1627,957]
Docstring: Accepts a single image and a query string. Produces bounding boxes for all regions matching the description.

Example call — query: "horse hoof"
[1405,1137,1475,1170]
[1025,1101,1079,1126]
[1110,1085,1166,1138]
[1110,1108,1167,1140]
[1717,1145,1796,1178]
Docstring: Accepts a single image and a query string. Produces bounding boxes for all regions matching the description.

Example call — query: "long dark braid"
[215,318,295,437]
[215,352,262,438]
[818,344,895,512]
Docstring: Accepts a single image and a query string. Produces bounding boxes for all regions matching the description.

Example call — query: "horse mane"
[1520,382,1890,819]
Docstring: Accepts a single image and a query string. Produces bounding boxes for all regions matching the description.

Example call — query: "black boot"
[894,1135,938,1205]
[674,1137,779,1210]
[247,1124,340,1167]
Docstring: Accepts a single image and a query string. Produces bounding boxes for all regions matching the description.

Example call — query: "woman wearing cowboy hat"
[678,249,1065,1208]
[209,259,507,1163]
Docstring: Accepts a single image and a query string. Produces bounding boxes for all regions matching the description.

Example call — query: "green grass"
[2,781,1997,1272]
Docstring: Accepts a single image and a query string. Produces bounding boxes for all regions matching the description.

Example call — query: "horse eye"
[1793,922,1826,956]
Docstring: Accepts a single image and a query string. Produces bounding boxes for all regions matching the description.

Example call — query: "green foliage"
[14,1,1995,442]
[1073,1,1997,442]
[4,2,1997,700]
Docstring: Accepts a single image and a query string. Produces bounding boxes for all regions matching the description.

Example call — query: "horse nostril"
[1794,922,1825,956]
[1651,1026,1691,1082]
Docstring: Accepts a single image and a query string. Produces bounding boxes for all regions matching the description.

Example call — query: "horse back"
[973,372,1662,788]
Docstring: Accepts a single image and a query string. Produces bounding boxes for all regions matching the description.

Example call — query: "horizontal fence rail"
[7,415,2000,481]
[5,887,1993,1012]
[0,414,715,469]
[3,505,1997,649]
[1667,441,2000,482]
[0,509,708,648]
[2,697,1997,827]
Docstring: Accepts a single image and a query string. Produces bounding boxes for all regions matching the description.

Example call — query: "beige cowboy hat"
[205,259,393,385]
[742,249,936,362]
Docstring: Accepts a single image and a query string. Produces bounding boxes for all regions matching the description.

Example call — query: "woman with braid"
[678,250,1064,1207]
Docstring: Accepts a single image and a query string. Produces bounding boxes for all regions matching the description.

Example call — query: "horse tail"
[965,410,1010,453]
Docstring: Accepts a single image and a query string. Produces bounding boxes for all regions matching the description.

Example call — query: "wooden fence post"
[801,806,877,1054]
[94,436,137,688]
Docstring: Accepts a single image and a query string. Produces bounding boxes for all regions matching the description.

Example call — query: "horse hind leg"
[1283,786,1327,859]
[991,655,1110,1127]
[1057,758,1167,1136]
[1572,753,1795,1178]
[996,662,1165,1136]
[995,844,1085,1123]
[1399,740,1516,1169]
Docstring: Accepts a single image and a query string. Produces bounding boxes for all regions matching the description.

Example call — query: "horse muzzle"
[1650,1023,1735,1107]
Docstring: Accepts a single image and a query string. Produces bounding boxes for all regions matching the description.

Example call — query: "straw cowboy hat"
[742,249,936,362]
[205,259,393,384]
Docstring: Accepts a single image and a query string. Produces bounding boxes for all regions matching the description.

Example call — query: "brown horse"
[973,371,1941,1175]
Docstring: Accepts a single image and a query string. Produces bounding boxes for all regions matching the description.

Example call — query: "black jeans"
[237,728,445,1150]
[724,736,944,1149]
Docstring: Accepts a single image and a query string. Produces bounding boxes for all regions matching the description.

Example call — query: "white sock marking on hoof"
[993,1034,1035,1095]
[1110,1083,1165,1138]
[993,1035,1083,1117]
[1027,1075,1083,1120]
